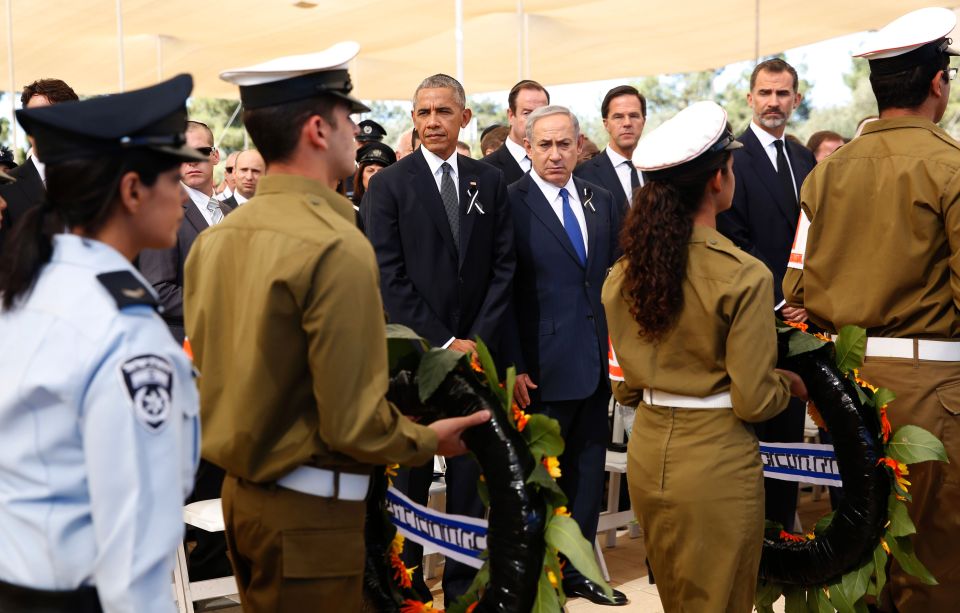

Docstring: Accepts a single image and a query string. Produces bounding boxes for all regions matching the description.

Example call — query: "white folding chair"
[594,399,640,581]
[172,499,239,613]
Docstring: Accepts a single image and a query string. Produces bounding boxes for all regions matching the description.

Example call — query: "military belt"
[642,389,732,409]
[276,465,370,500]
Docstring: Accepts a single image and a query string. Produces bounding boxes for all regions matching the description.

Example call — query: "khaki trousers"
[221,474,367,612]
[860,357,960,613]
[627,403,764,613]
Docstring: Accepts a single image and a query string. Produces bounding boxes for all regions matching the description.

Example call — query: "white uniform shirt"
[0,234,199,613]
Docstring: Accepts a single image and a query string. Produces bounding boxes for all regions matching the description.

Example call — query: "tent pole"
[454,0,464,84]
[116,0,125,92]
[6,0,16,153]
[754,0,760,63]
[156,35,163,81]
[215,101,243,150]
[516,1,524,81]
[523,12,530,79]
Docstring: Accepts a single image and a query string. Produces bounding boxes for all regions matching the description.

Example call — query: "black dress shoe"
[563,579,629,606]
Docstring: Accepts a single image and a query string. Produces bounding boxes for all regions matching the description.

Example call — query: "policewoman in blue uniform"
[0,75,204,612]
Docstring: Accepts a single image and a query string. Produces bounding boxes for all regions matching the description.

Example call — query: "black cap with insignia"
[15,74,206,166]
[357,119,387,143]
[356,142,397,167]
[220,41,371,113]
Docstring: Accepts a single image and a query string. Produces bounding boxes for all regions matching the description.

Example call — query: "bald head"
[235,149,265,199]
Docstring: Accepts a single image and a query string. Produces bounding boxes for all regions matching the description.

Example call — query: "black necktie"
[440,162,460,252]
[627,161,640,190]
[773,140,797,208]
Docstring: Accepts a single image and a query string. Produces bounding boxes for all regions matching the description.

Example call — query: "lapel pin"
[583,187,596,213]
[466,181,485,215]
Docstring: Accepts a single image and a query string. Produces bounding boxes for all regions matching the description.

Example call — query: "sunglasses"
[225,166,234,173]
[195,146,216,156]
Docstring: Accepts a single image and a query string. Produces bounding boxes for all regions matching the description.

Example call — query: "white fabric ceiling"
[0,0,950,100]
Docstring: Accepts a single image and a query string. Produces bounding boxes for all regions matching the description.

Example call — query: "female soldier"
[0,75,203,612]
[602,101,806,612]
[352,141,396,207]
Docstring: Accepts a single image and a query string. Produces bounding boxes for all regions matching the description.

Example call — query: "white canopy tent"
[2,0,952,100]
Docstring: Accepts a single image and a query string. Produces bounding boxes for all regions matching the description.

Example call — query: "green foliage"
[827,580,857,613]
[887,535,937,585]
[840,559,873,604]
[814,511,835,535]
[384,324,428,372]
[526,463,567,506]
[532,569,562,613]
[474,338,506,405]
[887,425,948,465]
[887,493,916,537]
[524,414,565,460]
[873,387,896,410]
[416,348,464,403]
[544,514,609,592]
[783,587,807,613]
[834,325,866,374]
[754,580,782,608]
[810,588,834,613]
[871,543,888,599]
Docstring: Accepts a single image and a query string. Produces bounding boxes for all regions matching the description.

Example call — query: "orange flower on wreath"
[878,457,911,498]
[543,456,562,479]
[554,506,571,517]
[512,403,530,432]
[779,530,807,543]
[879,404,893,443]
[813,332,831,342]
[390,552,414,589]
[852,369,878,393]
[469,351,484,374]
[465,602,478,613]
[807,401,826,431]
[400,599,436,613]
[784,320,809,333]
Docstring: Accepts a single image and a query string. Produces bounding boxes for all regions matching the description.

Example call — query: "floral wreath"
[756,323,947,612]
[370,334,612,612]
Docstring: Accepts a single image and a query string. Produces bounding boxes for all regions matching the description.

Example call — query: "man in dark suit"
[717,58,816,532]
[362,73,515,603]
[0,78,78,253]
[480,79,550,186]
[507,105,626,606]
[138,120,235,583]
[574,85,646,217]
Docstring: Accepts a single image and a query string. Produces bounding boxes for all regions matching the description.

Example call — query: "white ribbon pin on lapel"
[582,187,596,213]
[466,181,485,215]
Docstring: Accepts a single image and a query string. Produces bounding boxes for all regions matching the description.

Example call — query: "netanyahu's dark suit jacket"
[504,174,620,402]
[137,190,235,344]
[717,127,816,304]
[0,158,45,253]
[574,149,631,217]
[480,142,525,187]
[362,150,515,349]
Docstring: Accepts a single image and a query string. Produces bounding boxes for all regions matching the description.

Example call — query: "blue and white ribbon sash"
[760,441,841,487]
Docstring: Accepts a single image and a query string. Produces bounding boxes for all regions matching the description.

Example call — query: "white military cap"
[220,41,370,112]
[855,7,959,75]
[633,101,741,175]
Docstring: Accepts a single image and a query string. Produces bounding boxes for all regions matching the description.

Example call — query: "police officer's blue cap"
[15,74,206,165]
[220,42,371,113]
[855,8,959,76]
[357,142,397,167]
[357,119,387,143]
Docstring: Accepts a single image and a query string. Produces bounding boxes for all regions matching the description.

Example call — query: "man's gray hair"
[525,105,580,143]
[413,74,466,109]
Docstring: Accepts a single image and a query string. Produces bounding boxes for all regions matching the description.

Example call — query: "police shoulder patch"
[120,354,174,432]
[97,271,161,312]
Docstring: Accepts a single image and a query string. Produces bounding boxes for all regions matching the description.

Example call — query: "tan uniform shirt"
[783,117,960,337]
[184,174,438,483]
[602,225,790,423]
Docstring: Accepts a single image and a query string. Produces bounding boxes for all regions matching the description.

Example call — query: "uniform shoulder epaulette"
[96,271,161,312]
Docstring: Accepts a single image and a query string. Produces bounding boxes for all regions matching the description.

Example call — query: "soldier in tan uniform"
[602,102,805,613]
[183,44,490,612]
[783,8,960,611]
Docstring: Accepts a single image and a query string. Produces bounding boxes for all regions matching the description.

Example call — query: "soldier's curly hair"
[618,150,731,342]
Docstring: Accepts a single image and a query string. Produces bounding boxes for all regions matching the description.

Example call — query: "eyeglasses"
[195,146,216,156]
[225,166,234,174]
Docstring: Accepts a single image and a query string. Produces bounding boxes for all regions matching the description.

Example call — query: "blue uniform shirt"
[0,234,199,613]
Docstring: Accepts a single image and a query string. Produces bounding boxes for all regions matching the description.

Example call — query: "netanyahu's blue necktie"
[560,187,586,266]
